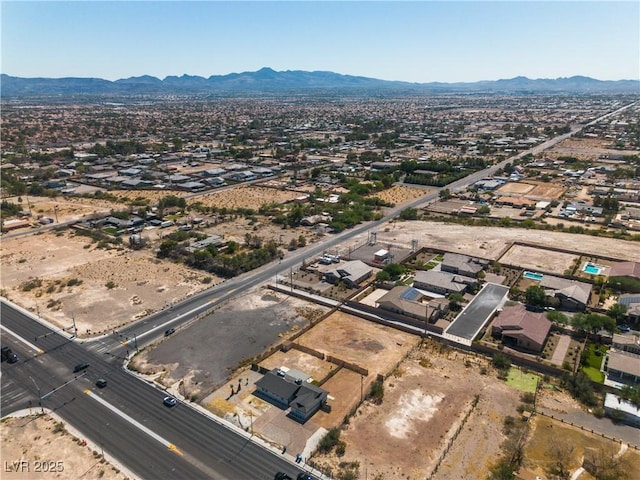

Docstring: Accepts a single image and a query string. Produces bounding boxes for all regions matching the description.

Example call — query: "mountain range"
[1,67,639,97]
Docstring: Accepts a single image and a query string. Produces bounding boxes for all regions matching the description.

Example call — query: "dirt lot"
[0,231,215,335]
[369,185,432,206]
[1,414,128,480]
[547,136,640,161]
[3,195,119,224]
[495,181,565,199]
[362,220,640,263]
[523,415,640,480]
[194,186,300,209]
[499,244,578,275]
[312,341,522,480]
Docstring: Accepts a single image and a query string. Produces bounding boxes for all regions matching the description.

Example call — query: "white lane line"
[83,390,182,455]
[122,301,213,345]
[0,324,44,354]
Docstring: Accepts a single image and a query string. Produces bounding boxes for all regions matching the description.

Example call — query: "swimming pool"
[583,263,603,275]
[523,271,543,281]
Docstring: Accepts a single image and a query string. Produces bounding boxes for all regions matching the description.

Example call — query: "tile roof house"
[618,294,640,321]
[376,286,449,323]
[413,270,476,295]
[606,350,640,384]
[254,369,328,423]
[491,304,552,353]
[441,253,487,278]
[539,275,591,311]
[324,260,372,289]
[608,262,640,293]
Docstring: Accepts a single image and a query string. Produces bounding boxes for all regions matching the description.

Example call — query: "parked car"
[73,362,90,373]
[95,379,107,388]
[163,396,177,407]
[164,328,176,337]
[618,325,631,333]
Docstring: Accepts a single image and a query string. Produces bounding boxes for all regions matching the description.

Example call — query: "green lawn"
[506,368,539,393]
[580,342,607,383]
[582,366,605,382]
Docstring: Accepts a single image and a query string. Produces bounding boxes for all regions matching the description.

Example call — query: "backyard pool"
[583,263,604,275]
[523,271,544,281]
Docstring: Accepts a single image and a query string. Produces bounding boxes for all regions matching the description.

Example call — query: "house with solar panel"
[618,293,640,322]
[376,286,449,323]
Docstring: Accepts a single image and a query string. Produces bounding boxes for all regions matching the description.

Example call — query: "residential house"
[612,333,640,355]
[618,294,640,322]
[604,393,640,427]
[609,262,640,293]
[227,171,256,182]
[441,253,486,278]
[376,286,448,323]
[413,270,476,295]
[606,350,640,384]
[254,369,328,423]
[324,260,372,288]
[491,304,552,353]
[539,275,591,310]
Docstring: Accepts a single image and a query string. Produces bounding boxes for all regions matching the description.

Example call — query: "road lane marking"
[83,390,183,455]
[123,300,214,345]
[0,324,44,354]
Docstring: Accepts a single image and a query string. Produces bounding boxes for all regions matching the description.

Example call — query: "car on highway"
[1,346,13,362]
[7,352,19,363]
[95,378,107,388]
[73,362,90,373]
[297,474,315,480]
[274,474,292,480]
[164,328,176,336]
[163,396,177,407]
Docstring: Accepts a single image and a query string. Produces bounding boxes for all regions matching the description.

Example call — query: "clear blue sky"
[2,1,638,82]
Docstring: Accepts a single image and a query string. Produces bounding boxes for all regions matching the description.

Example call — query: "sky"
[1,1,639,83]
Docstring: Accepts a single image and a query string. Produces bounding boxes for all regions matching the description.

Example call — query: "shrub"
[105,281,117,289]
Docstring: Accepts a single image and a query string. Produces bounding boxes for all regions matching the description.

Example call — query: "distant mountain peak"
[1,69,638,97]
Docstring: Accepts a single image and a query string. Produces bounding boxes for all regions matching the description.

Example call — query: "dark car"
[618,325,631,333]
[95,379,107,388]
[163,396,177,407]
[7,353,18,364]
[297,474,314,480]
[164,328,176,337]
[1,346,12,362]
[73,362,90,373]
[274,474,292,480]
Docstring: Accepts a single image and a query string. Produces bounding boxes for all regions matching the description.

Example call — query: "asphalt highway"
[1,302,313,479]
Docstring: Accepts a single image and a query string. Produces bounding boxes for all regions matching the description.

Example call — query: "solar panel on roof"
[619,295,640,306]
[400,287,422,301]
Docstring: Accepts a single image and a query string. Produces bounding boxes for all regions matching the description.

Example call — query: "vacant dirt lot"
[361,221,640,263]
[496,182,536,195]
[0,231,215,335]
[499,244,578,275]
[1,414,128,480]
[312,341,522,480]
[195,186,300,210]
[547,136,639,161]
[3,195,119,224]
[369,185,432,206]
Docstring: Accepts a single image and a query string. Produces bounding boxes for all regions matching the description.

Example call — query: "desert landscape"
[1,414,130,480]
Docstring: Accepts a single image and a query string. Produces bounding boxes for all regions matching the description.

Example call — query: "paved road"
[0,302,314,480]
